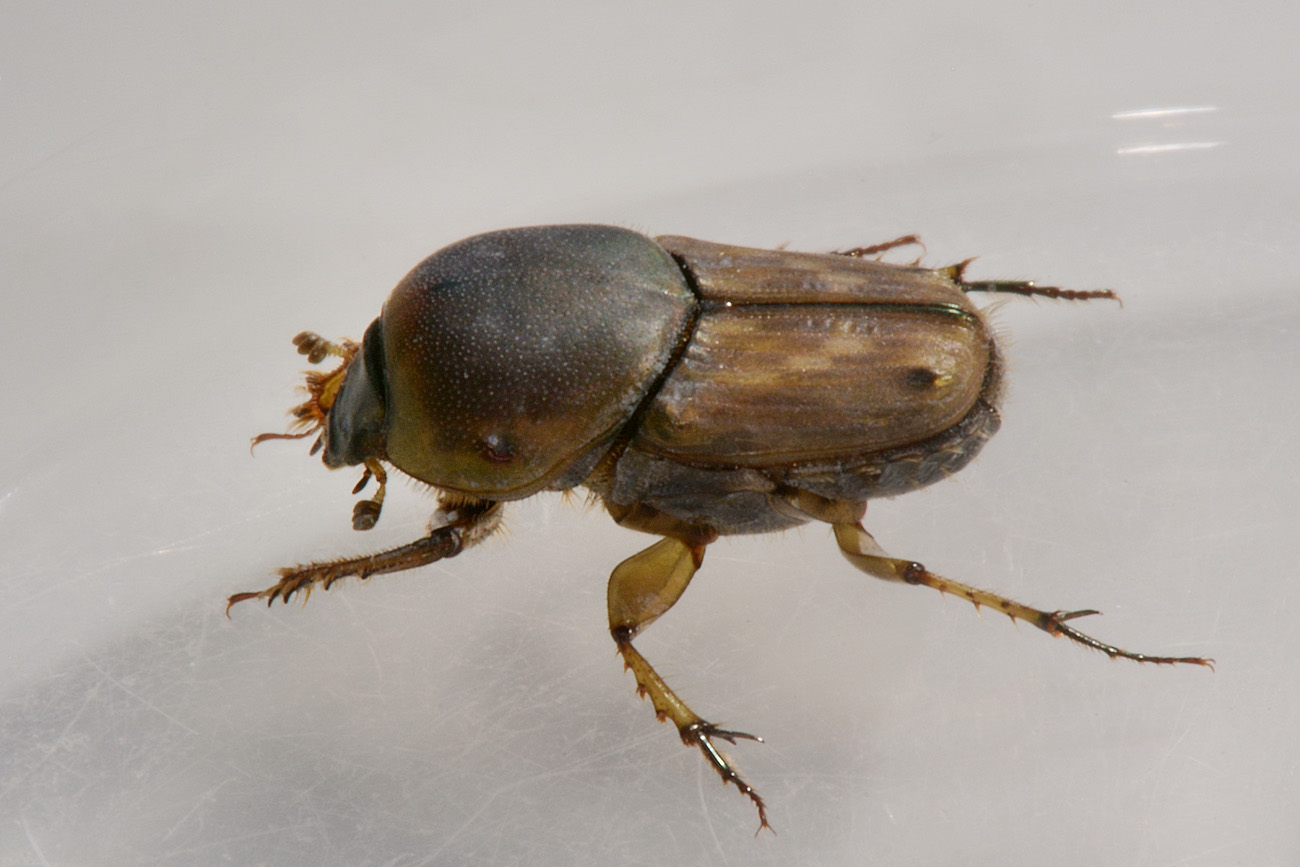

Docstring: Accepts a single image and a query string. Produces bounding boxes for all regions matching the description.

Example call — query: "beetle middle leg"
[604,507,771,830]
[776,490,1212,668]
[833,234,925,260]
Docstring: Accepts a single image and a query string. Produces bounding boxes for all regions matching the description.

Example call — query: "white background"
[2,2,1296,865]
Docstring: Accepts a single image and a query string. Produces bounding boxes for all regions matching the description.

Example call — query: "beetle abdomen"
[780,396,1001,502]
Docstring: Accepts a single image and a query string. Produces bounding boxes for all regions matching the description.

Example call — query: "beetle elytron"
[230,224,1210,830]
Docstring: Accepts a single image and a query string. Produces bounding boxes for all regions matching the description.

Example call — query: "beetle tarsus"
[961,277,1121,305]
[682,721,772,834]
[1042,609,1215,668]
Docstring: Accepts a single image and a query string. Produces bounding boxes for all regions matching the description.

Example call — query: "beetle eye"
[482,434,516,464]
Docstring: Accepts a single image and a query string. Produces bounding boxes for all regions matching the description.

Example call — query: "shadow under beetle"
[230,224,1211,831]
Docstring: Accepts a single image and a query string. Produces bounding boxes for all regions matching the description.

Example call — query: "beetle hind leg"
[831,519,1212,668]
[774,489,1210,668]
[607,534,772,832]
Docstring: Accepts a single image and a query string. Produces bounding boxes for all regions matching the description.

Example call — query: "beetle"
[229,224,1211,830]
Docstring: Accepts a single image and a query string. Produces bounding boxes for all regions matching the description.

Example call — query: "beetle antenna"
[291,331,358,364]
[250,332,360,453]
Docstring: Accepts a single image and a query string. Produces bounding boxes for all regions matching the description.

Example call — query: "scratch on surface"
[84,654,199,736]
[697,760,730,864]
[161,778,235,843]
[418,788,503,864]
[413,726,687,864]
[21,815,52,867]
[0,681,100,803]
[10,520,225,610]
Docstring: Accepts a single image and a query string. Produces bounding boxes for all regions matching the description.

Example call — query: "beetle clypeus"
[230,225,1211,831]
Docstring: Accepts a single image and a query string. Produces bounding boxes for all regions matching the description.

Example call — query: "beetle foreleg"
[607,536,771,832]
[831,521,1212,669]
[226,499,501,613]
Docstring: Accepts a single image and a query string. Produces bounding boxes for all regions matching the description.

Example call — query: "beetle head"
[253,323,391,531]
[320,318,388,470]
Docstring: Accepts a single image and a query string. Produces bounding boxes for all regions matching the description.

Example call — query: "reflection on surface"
[1112,105,1224,156]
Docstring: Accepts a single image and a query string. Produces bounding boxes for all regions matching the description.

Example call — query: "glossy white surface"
[2,3,1295,864]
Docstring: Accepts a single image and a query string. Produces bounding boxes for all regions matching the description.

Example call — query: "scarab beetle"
[230,224,1210,830]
